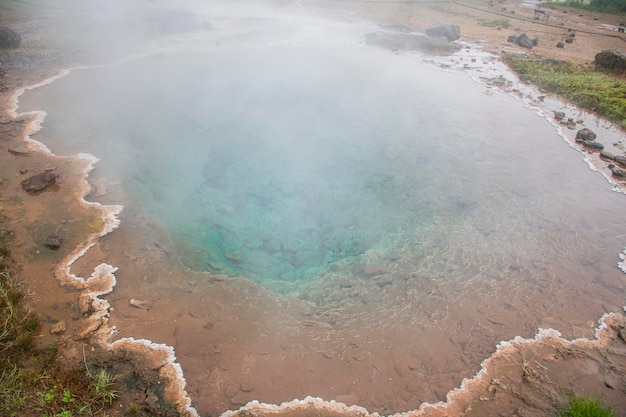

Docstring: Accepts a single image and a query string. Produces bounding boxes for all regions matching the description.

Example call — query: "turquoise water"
[21,43,474,289]
[20,33,625,293]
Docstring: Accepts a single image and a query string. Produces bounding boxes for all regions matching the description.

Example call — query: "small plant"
[0,364,26,415]
[81,366,118,413]
[37,387,56,406]
[61,389,75,404]
[430,3,471,17]
[557,395,616,417]
[479,18,510,28]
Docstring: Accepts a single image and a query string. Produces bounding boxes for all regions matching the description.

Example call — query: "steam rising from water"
[15,2,626,415]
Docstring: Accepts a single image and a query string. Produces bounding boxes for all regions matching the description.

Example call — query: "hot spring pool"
[18,8,626,415]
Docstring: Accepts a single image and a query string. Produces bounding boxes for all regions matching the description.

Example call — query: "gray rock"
[582,140,604,149]
[600,150,615,160]
[509,33,535,49]
[554,111,566,121]
[595,49,626,74]
[20,171,59,193]
[575,127,597,142]
[557,42,565,48]
[614,155,626,166]
[425,24,461,41]
[612,167,626,177]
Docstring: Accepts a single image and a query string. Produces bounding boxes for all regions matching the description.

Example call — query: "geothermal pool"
[19,7,626,416]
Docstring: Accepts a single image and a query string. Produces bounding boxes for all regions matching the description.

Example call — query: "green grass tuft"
[557,395,616,417]
[479,18,510,28]
[503,53,626,129]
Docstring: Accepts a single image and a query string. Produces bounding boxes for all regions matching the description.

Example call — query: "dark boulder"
[575,127,597,142]
[556,42,565,48]
[507,33,536,49]
[425,24,461,41]
[595,49,626,74]
[20,171,59,193]
[612,167,626,177]
[582,140,604,150]
[0,26,21,49]
[600,150,615,160]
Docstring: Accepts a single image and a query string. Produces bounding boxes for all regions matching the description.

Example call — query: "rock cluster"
[600,149,626,178]
[573,127,626,179]
[425,23,461,41]
[575,127,604,149]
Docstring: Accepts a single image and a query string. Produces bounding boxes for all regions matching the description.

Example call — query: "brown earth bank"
[304,0,626,65]
[1,1,626,417]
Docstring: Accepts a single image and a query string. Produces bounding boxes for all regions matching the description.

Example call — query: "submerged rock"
[44,234,63,250]
[50,321,67,334]
[129,298,152,310]
[359,264,389,277]
[0,26,21,48]
[365,31,458,53]
[426,23,461,41]
[20,170,59,193]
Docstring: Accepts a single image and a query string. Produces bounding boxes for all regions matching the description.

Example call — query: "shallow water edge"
[7,70,198,415]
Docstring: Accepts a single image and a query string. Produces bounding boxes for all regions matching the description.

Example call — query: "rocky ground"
[1,1,625,417]
[305,0,626,65]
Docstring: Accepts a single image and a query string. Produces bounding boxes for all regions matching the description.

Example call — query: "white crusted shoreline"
[7,71,199,417]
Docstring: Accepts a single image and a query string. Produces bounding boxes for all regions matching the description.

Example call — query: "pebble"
[50,321,66,334]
